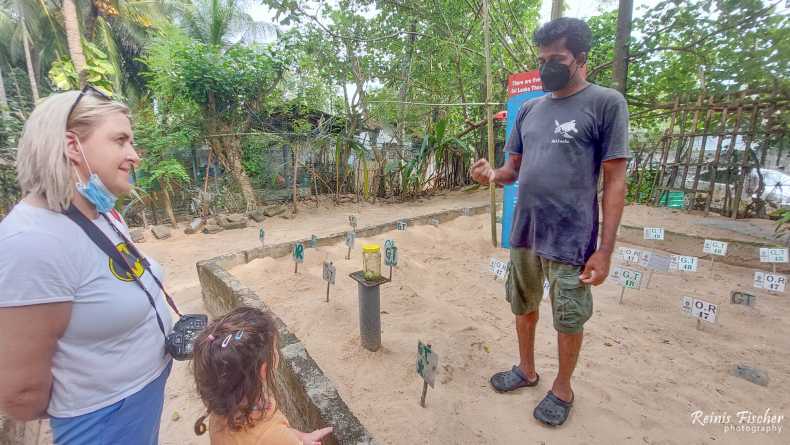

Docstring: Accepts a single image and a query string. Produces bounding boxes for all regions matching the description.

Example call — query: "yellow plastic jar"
[362,244,382,280]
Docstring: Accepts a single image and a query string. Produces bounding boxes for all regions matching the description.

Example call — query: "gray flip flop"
[533,390,574,426]
[489,365,540,393]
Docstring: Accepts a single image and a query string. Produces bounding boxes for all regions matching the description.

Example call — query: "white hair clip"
[221,334,233,348]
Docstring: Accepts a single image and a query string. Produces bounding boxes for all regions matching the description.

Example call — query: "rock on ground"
[263,205,288,217]
[130,227,146,243]
[218,214,247,230]
[249,209,266,222]
[203,224,224,234]
[151,225,172,240]
[733,364,769,386]
[184,218,205,235]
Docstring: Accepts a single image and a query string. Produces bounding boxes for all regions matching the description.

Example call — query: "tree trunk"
[550,0,563,19]
[160,184,178,228]
[483,0,497,247]
[9,69,25,120]
[63,0,88,87]
[0,64,10,135]
[21,23,39,103]
[613,0,634,94]
[205,121,257,210]
[455,52,469,121]
[396,23,417,146]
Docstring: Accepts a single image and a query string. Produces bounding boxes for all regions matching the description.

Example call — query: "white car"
[745,169,790,207]
[683,168,790,209]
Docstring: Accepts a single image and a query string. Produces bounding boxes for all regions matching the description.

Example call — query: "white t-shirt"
[0,202,173,417]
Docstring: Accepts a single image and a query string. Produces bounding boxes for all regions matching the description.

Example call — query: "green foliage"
[48,41,117,93]
[398,116,474,197]
[619,0,789,107]
[241,133,285,188]
[133,103,197,192]
[775,209,790,238]
[144,28,285,119]
[138,158,191,192]
[586,10,617,90]
[626,169,657,204]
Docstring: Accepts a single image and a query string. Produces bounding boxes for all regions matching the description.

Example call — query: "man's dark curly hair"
[533,18,593,58]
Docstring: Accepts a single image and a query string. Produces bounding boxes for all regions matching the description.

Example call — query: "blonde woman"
[0,87,173,444]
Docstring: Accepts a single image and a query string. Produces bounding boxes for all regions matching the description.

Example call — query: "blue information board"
[501,70,545,248]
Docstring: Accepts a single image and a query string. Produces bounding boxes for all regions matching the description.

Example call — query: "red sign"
[507,70,542,97]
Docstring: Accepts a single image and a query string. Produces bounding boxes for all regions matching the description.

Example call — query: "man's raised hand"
[470,159,496,185]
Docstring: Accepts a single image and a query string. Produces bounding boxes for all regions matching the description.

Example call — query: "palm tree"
[0,0,63,103]
[63,0,87,86]
[20,16,38,101]
[0,2,38,102]
[176,0,275,49]
[0,10,12,126]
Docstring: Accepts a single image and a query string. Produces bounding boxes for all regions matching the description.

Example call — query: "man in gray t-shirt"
[471,18,629,427]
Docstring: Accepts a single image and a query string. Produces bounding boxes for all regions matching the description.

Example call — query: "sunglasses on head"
[67,84,112,120]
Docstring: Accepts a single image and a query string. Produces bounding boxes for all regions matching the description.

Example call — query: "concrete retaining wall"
[618,224,790,273]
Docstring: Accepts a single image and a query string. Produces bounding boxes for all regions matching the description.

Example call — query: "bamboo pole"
[652,97,680,205]
[722,93,746,217]
[483,0,497,247]
[704,98,732,215]
[667,95,690,192]
[731,101,761,219]
[680,93,705,195]
[688,96,716,210]
[760,83,780,168]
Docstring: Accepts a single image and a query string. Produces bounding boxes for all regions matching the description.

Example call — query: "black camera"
[165,314,208,361]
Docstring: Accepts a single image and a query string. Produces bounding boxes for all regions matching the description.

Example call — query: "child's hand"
[297,426,333,445]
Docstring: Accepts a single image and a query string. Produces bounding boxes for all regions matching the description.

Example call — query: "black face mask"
[539,59,578,92]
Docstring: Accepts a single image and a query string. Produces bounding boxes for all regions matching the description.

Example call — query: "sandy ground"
[228,212,789,445]
[24,189,789,444]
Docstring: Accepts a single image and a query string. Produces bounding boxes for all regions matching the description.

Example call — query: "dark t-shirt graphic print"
[505,84,630,266]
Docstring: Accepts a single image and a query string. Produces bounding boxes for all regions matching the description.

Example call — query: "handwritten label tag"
[293,243,305,263]
[489,258,508,280]
[618,247,643,264]
[345,231,355,248]
[397,221,408,231]
[611,266,642,289]
[754,271,786,292]
[703,239,728,256]
[322,261,336,285]
[417,342,439,388]
[671,255,699,272]
[385,245,398,267]
[759,248,788,263]
[644,227,665,240]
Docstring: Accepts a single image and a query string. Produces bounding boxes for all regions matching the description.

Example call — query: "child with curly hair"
[192,306,333,445]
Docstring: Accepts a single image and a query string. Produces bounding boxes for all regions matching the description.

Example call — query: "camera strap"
[63,205,181,341]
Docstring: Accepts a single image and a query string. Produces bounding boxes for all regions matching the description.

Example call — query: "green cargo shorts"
[505,248,593,334]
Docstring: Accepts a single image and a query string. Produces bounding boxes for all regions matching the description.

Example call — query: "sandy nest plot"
[230,213,790,445]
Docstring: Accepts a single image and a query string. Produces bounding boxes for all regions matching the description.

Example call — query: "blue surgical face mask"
[73,139,118,214]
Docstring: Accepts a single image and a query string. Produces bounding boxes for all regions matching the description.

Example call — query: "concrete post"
[358,283,381,352]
